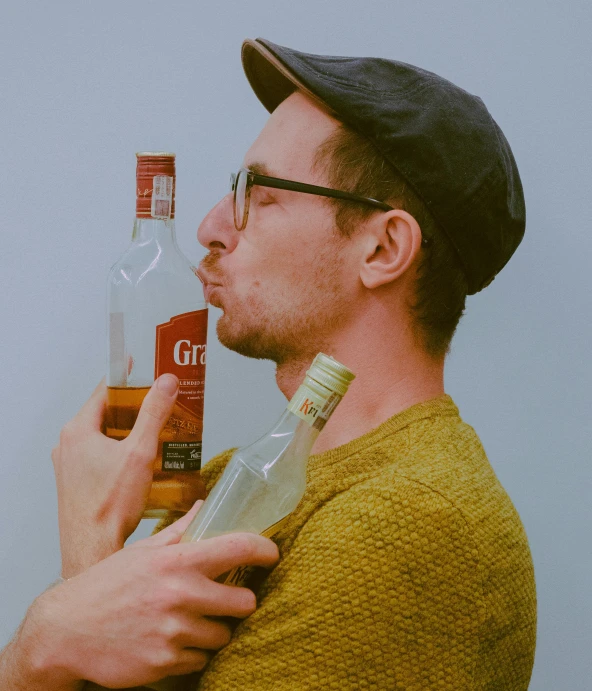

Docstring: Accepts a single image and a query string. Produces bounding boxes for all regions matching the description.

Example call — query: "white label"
[288,386,343,431]
[288,386,325,426]
[151,175,173,219]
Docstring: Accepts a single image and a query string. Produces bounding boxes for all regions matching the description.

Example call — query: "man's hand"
[52,375,180,578]
[7,504,279,690]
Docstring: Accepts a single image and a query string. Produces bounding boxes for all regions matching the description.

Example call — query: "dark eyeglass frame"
[230,167,431,246]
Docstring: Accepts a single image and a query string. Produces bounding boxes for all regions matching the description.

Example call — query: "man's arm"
[0,510,278,690]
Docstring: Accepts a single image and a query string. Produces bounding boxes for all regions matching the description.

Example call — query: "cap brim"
[241,38,337,115]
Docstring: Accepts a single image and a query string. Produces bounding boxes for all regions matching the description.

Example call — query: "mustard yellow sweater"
[156,394,537,690]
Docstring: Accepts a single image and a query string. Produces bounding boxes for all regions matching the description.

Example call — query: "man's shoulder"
[295,403,520,552]
[309,465,474,539]
[297,429,533,589]
[272,466,483,611]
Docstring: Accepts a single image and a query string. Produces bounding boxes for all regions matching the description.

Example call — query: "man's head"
[197,39,525,366]
[198,90,441,365]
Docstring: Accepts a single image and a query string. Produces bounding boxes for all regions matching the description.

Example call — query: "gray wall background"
[0,1,590,688]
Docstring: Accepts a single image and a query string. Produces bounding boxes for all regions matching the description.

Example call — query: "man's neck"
[275,333,445,456]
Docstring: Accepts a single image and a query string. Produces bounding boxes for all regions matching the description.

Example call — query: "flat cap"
[242,38,526,295]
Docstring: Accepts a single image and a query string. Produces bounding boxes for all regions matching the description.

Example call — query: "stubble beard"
[215,248,347,366]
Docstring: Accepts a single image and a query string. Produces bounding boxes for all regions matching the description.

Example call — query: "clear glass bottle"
[105,152,208,519]
[181,353,355,548]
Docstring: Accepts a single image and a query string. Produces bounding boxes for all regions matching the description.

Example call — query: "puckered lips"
[196,267,223,305]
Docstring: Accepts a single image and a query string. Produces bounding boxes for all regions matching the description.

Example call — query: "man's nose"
[197,194,239,252]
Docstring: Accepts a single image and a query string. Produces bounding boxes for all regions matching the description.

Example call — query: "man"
[0,38,536,690]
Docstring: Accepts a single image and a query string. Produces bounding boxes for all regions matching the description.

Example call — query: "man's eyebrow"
[245,162,278,178]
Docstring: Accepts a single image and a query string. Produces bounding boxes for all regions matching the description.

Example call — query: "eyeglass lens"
[232,169,248,230]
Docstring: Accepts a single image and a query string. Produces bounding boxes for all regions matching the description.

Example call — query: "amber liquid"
[105,386,207,518]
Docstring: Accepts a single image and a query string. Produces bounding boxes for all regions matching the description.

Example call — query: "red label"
[155,310,208,418]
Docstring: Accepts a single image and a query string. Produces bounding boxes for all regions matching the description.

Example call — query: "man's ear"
[359,209,423,290]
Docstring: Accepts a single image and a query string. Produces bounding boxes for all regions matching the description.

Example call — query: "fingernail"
[156,374,179,396]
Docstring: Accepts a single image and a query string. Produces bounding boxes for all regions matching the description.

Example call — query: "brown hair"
[313,123,469,360]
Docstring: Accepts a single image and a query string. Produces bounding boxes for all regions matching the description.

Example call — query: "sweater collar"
[308,393,459,469]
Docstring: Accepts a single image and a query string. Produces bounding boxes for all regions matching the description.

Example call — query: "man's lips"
[196,268,221,302]
[197,261,227,307]
[203,282,222,304]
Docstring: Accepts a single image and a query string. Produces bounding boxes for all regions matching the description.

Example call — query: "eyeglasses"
[229,166,383,226]
[229,167,432,246]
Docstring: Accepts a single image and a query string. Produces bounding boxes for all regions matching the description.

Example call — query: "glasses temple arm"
[252,174,392,211]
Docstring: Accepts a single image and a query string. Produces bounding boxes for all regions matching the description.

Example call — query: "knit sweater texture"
[155,394,537,690]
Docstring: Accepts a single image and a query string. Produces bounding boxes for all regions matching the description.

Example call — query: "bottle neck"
[273,406,323,453]
[283,407,323,470]
[131,217,177,245]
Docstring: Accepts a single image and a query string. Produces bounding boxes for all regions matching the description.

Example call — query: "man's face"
[197,92,359,365]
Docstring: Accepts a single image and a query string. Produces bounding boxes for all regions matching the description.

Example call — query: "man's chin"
[215,319,287,363]
[216,318,253,357]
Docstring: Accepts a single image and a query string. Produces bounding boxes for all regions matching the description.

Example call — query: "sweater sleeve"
[198,474,485,691]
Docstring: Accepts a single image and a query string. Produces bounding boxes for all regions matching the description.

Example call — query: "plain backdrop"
[0,1,590,688]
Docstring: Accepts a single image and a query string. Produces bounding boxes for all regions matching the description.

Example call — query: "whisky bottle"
[105,152,208,519]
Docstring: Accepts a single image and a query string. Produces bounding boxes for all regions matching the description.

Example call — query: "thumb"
[143,500,204,547]
[125,374,179,458]
[76,378,107,432]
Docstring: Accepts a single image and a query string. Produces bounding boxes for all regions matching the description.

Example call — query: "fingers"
[189,580,258,618]
[126,374,179,457]
[179,532,280,580]
[167,648,210,676]
[147,501,204,547]
[175,615,232,650]
[75,379,108,432]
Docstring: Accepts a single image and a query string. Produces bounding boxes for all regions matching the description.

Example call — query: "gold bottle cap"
[307,353,355,397]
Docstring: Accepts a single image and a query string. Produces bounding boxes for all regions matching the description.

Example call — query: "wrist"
[1,611,82,691]
[60,526,124,578]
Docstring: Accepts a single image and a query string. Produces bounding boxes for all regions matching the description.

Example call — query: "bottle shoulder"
[224,415,314,482]
[108,242,201,288]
